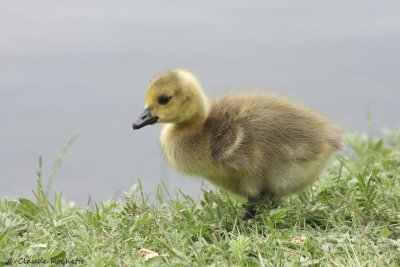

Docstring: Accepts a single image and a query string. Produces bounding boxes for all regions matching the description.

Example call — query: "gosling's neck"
[161,114,207,147]
[175,104,209,131]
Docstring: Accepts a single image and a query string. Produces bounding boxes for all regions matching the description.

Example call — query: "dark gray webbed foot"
[242,201,258,220]
[242,195,281,221]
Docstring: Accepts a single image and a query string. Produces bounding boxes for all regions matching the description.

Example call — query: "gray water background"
[1,0,399,206]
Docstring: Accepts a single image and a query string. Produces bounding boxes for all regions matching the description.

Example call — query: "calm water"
[1,0,399,206]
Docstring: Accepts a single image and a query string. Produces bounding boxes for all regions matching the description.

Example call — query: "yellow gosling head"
[133,68,209,129]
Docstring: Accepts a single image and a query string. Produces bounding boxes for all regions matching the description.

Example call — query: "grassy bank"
[1,130,400,266]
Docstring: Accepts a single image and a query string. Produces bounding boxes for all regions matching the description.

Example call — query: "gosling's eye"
[158,95,172,105]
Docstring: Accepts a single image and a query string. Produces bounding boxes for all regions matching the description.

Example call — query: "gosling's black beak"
[132,107,159,130]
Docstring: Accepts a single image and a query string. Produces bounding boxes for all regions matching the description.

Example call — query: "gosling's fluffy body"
[136,69,342,202]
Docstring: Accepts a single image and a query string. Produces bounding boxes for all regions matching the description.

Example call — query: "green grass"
[1,129,400,266]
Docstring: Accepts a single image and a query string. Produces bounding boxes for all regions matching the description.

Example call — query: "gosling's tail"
[327,123,344,150]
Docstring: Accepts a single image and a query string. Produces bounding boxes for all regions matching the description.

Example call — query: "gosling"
[132,68,343,220]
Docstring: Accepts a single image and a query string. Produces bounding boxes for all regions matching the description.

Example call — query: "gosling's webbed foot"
[242,196,261,221]
[242,201,257,221]
[242,195,281,221]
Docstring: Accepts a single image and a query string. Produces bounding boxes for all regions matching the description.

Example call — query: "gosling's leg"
[242,197,259,221]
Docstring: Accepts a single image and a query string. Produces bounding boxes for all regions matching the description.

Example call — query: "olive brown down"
[133,68,343,219]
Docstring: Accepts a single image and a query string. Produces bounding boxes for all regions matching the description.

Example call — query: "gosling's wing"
[205,116,253,170]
